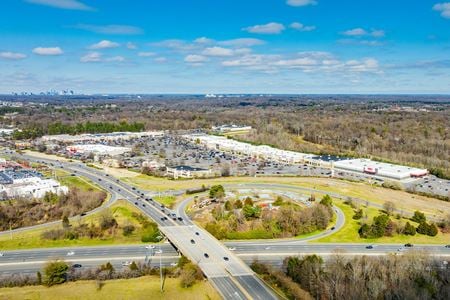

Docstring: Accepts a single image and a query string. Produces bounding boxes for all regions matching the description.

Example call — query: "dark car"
[331,227,335,230]
[160,217,165,221]
[72,264,82,268]
[204,253,209,258]
[445,245,450,248]
[142,204,146,207]
[132,187,136,190]
[80,213,86,216]
[177,217,183,221]
[366,245,374,249]
[134,202,138,205]
[223,257,229,261]
[404,243,413,247]
[190,239,195,244]
[195,232,200,236]
[98,178,102,181]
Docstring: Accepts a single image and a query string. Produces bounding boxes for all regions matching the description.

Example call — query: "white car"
[122,261,132,266]
[0,252,4,257]
[145,245,155,250]
[66,251,75,256]
[228,247,236,251]
[170,262,178,267]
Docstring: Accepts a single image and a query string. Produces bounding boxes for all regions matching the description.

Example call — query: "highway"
[1,243,449,275]
[2,151,449,299]
[6,153,277,300]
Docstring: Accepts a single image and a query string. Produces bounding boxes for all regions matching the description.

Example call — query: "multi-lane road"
[4,153,277,300]
[2,151,449,299]
[1,243,449,275]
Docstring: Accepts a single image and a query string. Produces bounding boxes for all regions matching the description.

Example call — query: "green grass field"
[41,169,103,192]
[0,200,151,250]
[120,174,450,219]
[317,200,450,244]
[0,276,220,300]
[153,195,177,207]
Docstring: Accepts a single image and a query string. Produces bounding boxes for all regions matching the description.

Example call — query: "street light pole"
[156,235,164,293]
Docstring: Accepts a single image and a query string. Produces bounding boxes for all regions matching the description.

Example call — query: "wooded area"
[4,95,449,177]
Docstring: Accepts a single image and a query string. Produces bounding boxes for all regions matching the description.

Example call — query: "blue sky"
[1,0,450,94]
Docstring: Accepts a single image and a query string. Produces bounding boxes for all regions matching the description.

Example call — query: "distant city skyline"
[1,0,450,94]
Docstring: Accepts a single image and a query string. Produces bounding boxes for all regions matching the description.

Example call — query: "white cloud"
[89,40,120,49]
[243,22,285,34]
[342,28,367,36]
[25,0,93,10]
[289,22,316,32]
[433,3,450,18]
[221,51,381,74]
[154,57,167,63]
[152,39,197,51]
[184,54,207,63]
[342,28,385,38]
[286,0,317,7]
[218,38,265,47]
[138,52,156,57]
[371,30,385,38]
[106,56,125,62]
[73,24,143,35]
[202,46,234,57]
[194,37,214,44]
[80,52,124,63]
[0,52,27,60]
[80,52,102,63]
[126,42,137,49]
[32,47,63,56]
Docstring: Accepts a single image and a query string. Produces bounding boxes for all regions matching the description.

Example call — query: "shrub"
[320,195,333,207]
[122,224,135,236]
[403,222,416,236]
[43,260,69,286]
[209,185,225,199]
[352,209,363,220]
[411,211,426,224]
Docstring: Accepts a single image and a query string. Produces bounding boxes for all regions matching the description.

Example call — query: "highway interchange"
[1,151,449,299]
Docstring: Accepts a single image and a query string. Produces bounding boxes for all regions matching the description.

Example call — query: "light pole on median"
[156,235,164,292]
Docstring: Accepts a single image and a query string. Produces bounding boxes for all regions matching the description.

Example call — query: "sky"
[0,0,450,94]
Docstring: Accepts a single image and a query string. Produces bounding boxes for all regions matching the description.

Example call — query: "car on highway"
[223,257,229,261]
[366,245,374,249]
[98,179,102,181]
[331,226,336,230]
[177,217,183,221]
[142,204,146,207]
[72,264,82,268]
[204,253,209,258]
[0,252,4,257]
[445,245,450,248]
[190,239,195,244]
[397,248,406,252]
[228,247,236,251]
[80,213,86,216]
[404,243,413,248]
[170,262,178,267]
[145,245,155,249]
[135,202,138,205]
[67,251,75,256]
[122,261,132,266]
